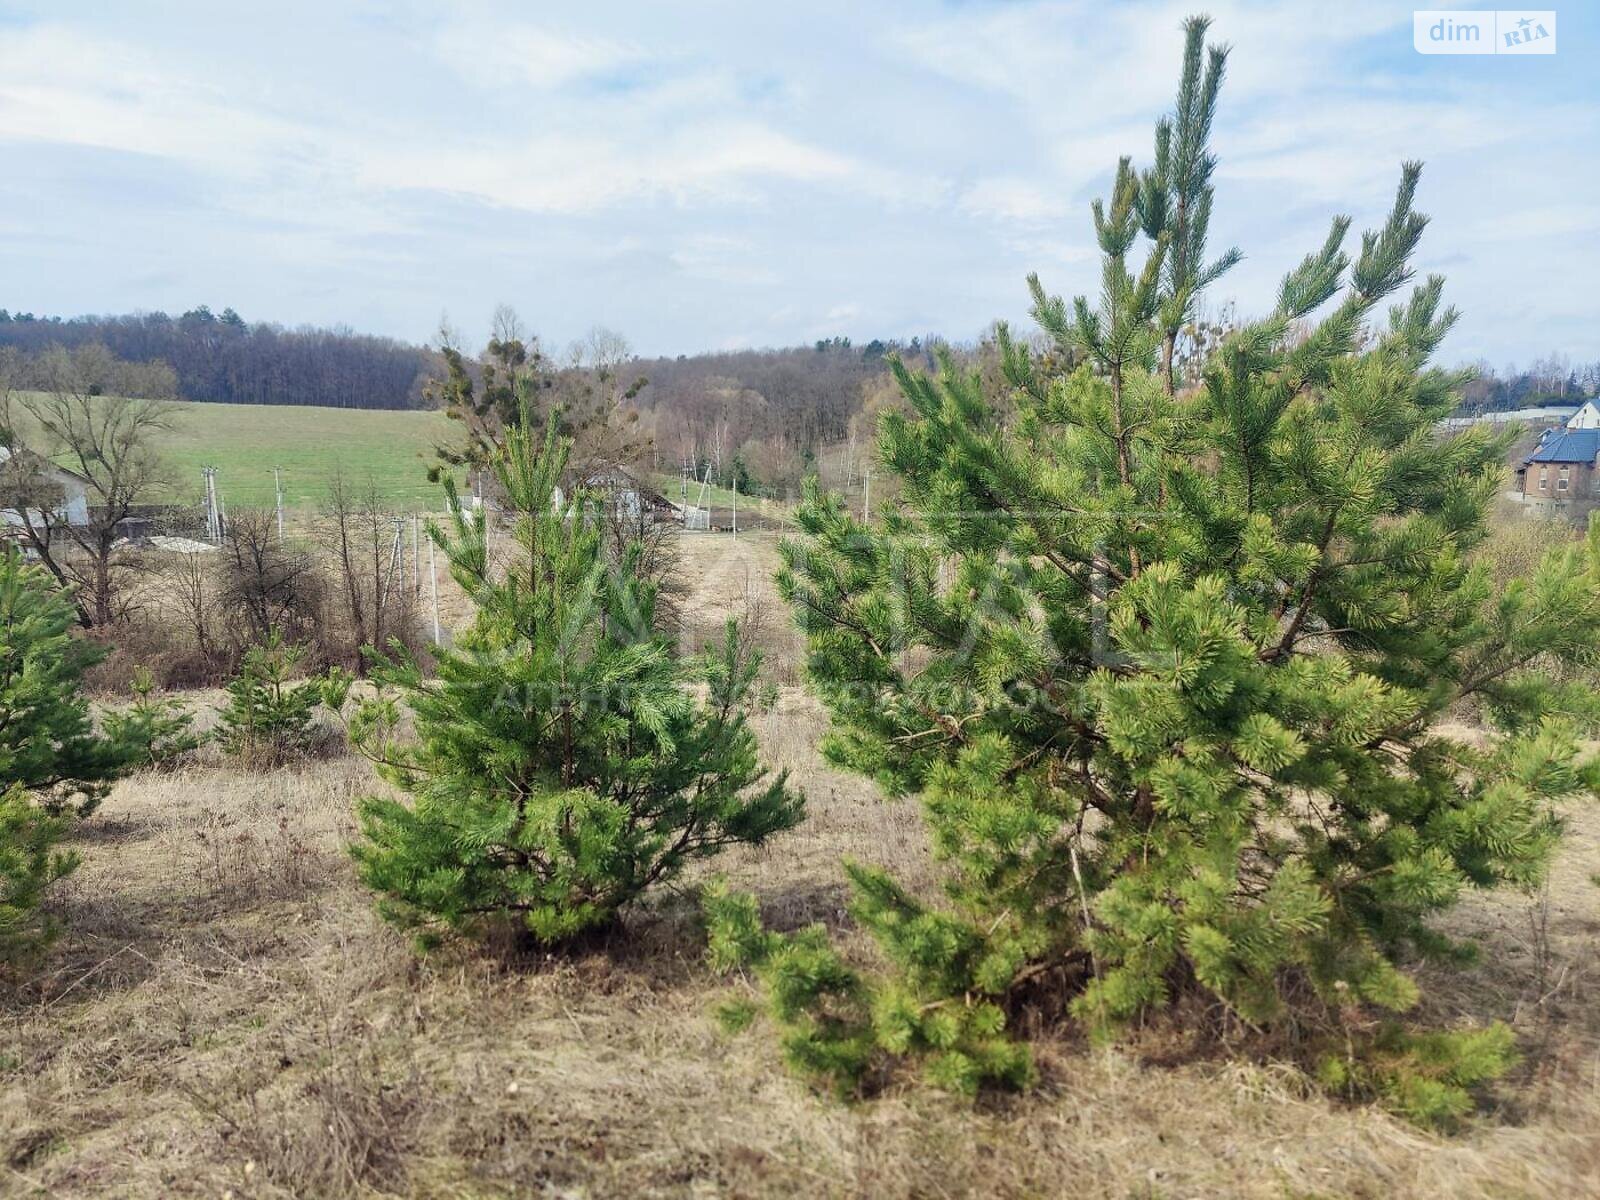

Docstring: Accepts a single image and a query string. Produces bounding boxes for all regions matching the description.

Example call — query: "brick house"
[1513,427,1600,518]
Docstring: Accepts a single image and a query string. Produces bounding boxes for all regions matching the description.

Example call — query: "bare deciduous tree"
[218,508,322,650]
[553,325,650,488]
[320,470,410,669]
[162,549,218,661]
[0,344,178,626]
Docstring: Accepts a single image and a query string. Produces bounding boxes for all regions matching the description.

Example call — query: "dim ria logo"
[1414,10,1556,54]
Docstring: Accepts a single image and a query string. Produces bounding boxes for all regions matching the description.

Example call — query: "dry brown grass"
[4,537,1598,1199]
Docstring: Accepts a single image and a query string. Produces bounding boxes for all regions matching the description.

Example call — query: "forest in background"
[0,307,950,498]
[3,303,1596,500]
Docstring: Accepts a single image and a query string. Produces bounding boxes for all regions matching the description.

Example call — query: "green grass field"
[14,395,456,510]
[158,400,454,509]
[14,395,800,518]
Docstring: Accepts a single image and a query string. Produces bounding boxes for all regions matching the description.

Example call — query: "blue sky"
[0,1,1594,368]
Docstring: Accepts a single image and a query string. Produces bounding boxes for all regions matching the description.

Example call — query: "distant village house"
[0,446,91,530]
[1512,402,1600,518]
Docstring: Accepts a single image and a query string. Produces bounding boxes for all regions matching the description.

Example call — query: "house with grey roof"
[1513,427,1600,517]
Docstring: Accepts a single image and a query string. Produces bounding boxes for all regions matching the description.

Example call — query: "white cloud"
[1474,204,1600,241]
[669,235,778,286]
[960,178,1066,224]
[0,0,1591,362]
[432,21,641,91]
[352,122,914,215]
[0,26,302,177]
[1219,98,1504,201]
[0,21,925,223]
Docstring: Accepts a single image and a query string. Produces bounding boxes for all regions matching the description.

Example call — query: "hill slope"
[157,400,452,509]
[11,396,453,510]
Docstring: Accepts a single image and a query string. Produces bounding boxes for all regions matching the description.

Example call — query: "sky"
[0,1,1594,368]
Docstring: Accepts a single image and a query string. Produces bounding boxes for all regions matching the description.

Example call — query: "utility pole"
[411,514,421,597]
[428,536,441,645]
[274,467,285,543]
[201,466,224,543]
[380,519,403,620]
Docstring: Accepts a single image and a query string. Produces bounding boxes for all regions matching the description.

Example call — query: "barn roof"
[1525,429,1600,464]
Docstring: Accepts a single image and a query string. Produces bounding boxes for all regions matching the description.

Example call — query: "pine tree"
[0,785,75,967]
[429,308,551,481]
[709,17,1600,1122]
[215,634,326,768]
[348,403,803,949]
[0,548,137,965]
[103,666,203,770]
[0,547,131,814]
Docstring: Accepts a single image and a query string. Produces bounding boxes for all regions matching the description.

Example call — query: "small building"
[0,446,91,529]
[1566,400,1600,430]
[582,468,675,524]
[1440,404,1579,432]
[551,468,676,525]
[1512,428,1600,517]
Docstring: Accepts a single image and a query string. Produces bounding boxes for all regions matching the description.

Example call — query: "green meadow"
[158,400,456,509]
[16,396,457,511]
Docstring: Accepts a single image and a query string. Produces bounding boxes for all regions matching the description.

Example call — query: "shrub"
[0,785,76,967]
[704,879,1030,1097]
[347,406,803,949]
[1315,1022,1519,1130]
[0,548,132,816]
[0,547,138,966]
[712,16,1600,1122]
[216,634,327,768]
[102,666,203,769]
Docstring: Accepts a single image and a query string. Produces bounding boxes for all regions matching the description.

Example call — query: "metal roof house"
[1513,427,1600,517]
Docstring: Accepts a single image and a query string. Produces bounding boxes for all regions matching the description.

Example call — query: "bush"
[347,406,803,949]
[0,785,76,967]
[102,666,203,769]
[216,634,328,768]
[0,547,138,966]
[712,16,1600,1122]
[1315,1022,1518,1130]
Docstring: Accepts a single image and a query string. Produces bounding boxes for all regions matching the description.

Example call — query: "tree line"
[429,309,943,498]
[0,305,930,495]
[1455,353,1600,414]
[0,306,433,410]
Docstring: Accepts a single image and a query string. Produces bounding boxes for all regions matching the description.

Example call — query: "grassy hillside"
[11,395,812,517]
[650,471,796,527]
[157,400,453,509]
[12,394,455,510]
